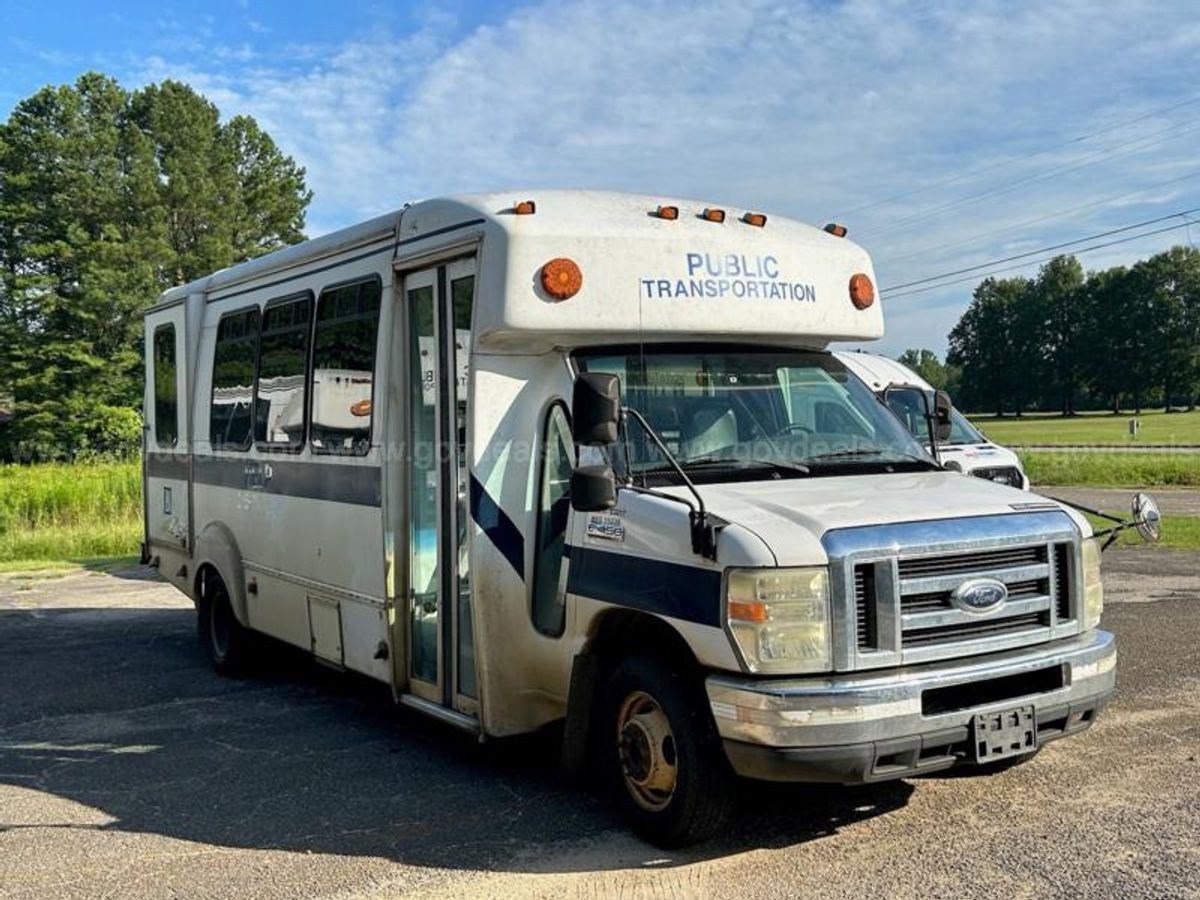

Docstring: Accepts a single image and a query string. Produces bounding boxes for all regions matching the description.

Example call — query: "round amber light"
[849,273,875,310]
[350,399,372,417]
[540,257,583,300]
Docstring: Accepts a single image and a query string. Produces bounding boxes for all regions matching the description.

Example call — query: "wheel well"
[583,608,699,673]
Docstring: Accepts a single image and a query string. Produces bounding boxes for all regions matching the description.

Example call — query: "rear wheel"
[602,656,734,847]
[198,572,252,676]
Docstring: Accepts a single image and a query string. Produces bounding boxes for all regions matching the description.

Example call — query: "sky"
[3,0,1200,356]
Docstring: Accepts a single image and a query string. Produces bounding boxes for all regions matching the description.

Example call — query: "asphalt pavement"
[0,551,1197,900]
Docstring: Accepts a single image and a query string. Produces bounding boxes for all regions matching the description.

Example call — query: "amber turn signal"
[541,257,583,300]
[849,273,875,310]
[514,200,536,215]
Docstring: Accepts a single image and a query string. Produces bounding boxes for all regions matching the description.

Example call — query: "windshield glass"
[577,347,934,481]
[884,386,986,446]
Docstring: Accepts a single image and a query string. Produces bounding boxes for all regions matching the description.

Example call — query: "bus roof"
[157,190,884,349]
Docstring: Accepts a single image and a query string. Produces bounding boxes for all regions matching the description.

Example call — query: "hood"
[672,471,1083,566]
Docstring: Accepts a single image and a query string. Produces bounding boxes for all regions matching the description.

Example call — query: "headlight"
[1082,538,1104,628]
[726,567,831,674]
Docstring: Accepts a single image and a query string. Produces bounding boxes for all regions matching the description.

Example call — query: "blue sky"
[4,0,1200,356]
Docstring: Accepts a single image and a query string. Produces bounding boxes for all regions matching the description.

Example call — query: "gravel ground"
[1,550,1197,900]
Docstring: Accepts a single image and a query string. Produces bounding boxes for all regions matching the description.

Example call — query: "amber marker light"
[849,273,875,310]
[728,600,769,623]
[655,205,679,220]
[824,223,848,237]
[540,257,583,300]
[514,200,537,215]
[350,399,373,417]
[742,212,767,227]
[702,208,727,223]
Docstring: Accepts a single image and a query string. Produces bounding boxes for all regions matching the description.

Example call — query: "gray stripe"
[207,241,395,304]
[193,454,382,507]
[145,453,190,480]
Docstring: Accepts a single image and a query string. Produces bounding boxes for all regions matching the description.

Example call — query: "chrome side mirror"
[1132,492,1162,543]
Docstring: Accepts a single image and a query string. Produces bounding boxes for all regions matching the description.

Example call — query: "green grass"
[1020,451,1200,487]
[1084,514,1200,551]
[969,408,1200,446]
[0,461,142,564]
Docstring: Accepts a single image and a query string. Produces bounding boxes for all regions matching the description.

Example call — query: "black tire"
[601,656,734,848]
[198,572,253,676]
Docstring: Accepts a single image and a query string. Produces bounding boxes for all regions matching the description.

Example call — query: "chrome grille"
[903,612,1048,647]
[1053,543,1072,621]
[854,564,876,650]
[897,545,1044,578]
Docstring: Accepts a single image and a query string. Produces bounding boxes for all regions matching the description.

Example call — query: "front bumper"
[707,629,1115,783]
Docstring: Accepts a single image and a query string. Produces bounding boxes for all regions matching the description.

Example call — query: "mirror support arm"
[621,407,719,560]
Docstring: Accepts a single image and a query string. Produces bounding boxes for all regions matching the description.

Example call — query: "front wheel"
[602,656,734,847]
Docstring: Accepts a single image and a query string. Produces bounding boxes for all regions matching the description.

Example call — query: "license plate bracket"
[972,704,1037,762]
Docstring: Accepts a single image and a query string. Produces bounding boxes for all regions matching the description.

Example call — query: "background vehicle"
[835,350,1029,489]
[143,191,1138,847]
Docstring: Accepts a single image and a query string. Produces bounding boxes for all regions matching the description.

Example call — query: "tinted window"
[310,278,382,455]
[153,324,178,448]
[531,404,573,636]
[255,293,312,448]
[210,308,260,450]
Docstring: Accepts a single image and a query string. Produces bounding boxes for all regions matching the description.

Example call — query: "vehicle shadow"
[0,606,913,872]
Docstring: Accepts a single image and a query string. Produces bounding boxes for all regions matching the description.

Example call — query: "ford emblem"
[951,578,1008,613]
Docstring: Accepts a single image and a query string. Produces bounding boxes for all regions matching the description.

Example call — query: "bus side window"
[310,277,382,456]
[254,292,313,450]
[210,307,260,450]
[153,324,178,448]
[531,403,573,637]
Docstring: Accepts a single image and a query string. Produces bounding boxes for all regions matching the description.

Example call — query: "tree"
[948,276,1036,415]
[0,73,311,460]
[1032,255,1086,415]
[897,348,946,388]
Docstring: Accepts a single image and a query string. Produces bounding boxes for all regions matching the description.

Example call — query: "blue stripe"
[565,546,723,627]
[469,476,525,579]
[397,218,486,247]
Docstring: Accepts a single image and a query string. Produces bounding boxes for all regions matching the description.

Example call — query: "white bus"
[142,191,1149,847]
[834,350,1030,489]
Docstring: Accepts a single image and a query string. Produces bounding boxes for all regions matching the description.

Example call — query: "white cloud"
[126,0,1200,354]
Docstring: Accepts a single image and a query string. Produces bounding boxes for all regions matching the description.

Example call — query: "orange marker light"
[849,273,875,310]
[728,600,769,623]
[655,205,679,220]
[540,257,583,300]
[702,208,726,223]
[824,223,848,238]
[514,200,537,215]
[350,399,373,417]
[742,212,767,227]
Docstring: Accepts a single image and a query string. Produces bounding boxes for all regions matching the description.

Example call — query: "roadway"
[1,552,1197,899]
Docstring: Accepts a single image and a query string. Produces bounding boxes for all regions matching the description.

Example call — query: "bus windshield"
[577,347,936,480]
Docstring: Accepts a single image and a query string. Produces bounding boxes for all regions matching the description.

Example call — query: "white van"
[835,350,1029,489]
[143,191,1128,847]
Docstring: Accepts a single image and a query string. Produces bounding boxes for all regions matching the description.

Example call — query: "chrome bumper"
[707,629,1115,752]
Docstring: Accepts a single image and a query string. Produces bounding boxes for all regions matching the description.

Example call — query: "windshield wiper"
[646,455,811,476]
[806,448,940,469]
[686,455,811,475]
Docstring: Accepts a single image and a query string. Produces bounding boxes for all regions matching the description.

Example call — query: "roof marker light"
[742,212,767,227]
[514,200,537,215]
[655,205,679,220]
[701,208,726,223]
[540,257,583,301]
[824,223,848,237]
[849,273,875,309]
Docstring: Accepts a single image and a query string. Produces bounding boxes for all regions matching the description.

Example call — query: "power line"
[856,116,1200,238]
[883,220,1192,300]
[826,93,1200,221]
[881,206,1200,293]
[874,169,1200,268]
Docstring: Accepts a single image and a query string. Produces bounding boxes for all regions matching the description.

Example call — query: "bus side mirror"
[934,390,953,443]
[572,373,621,446]
[571,465,617,512]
